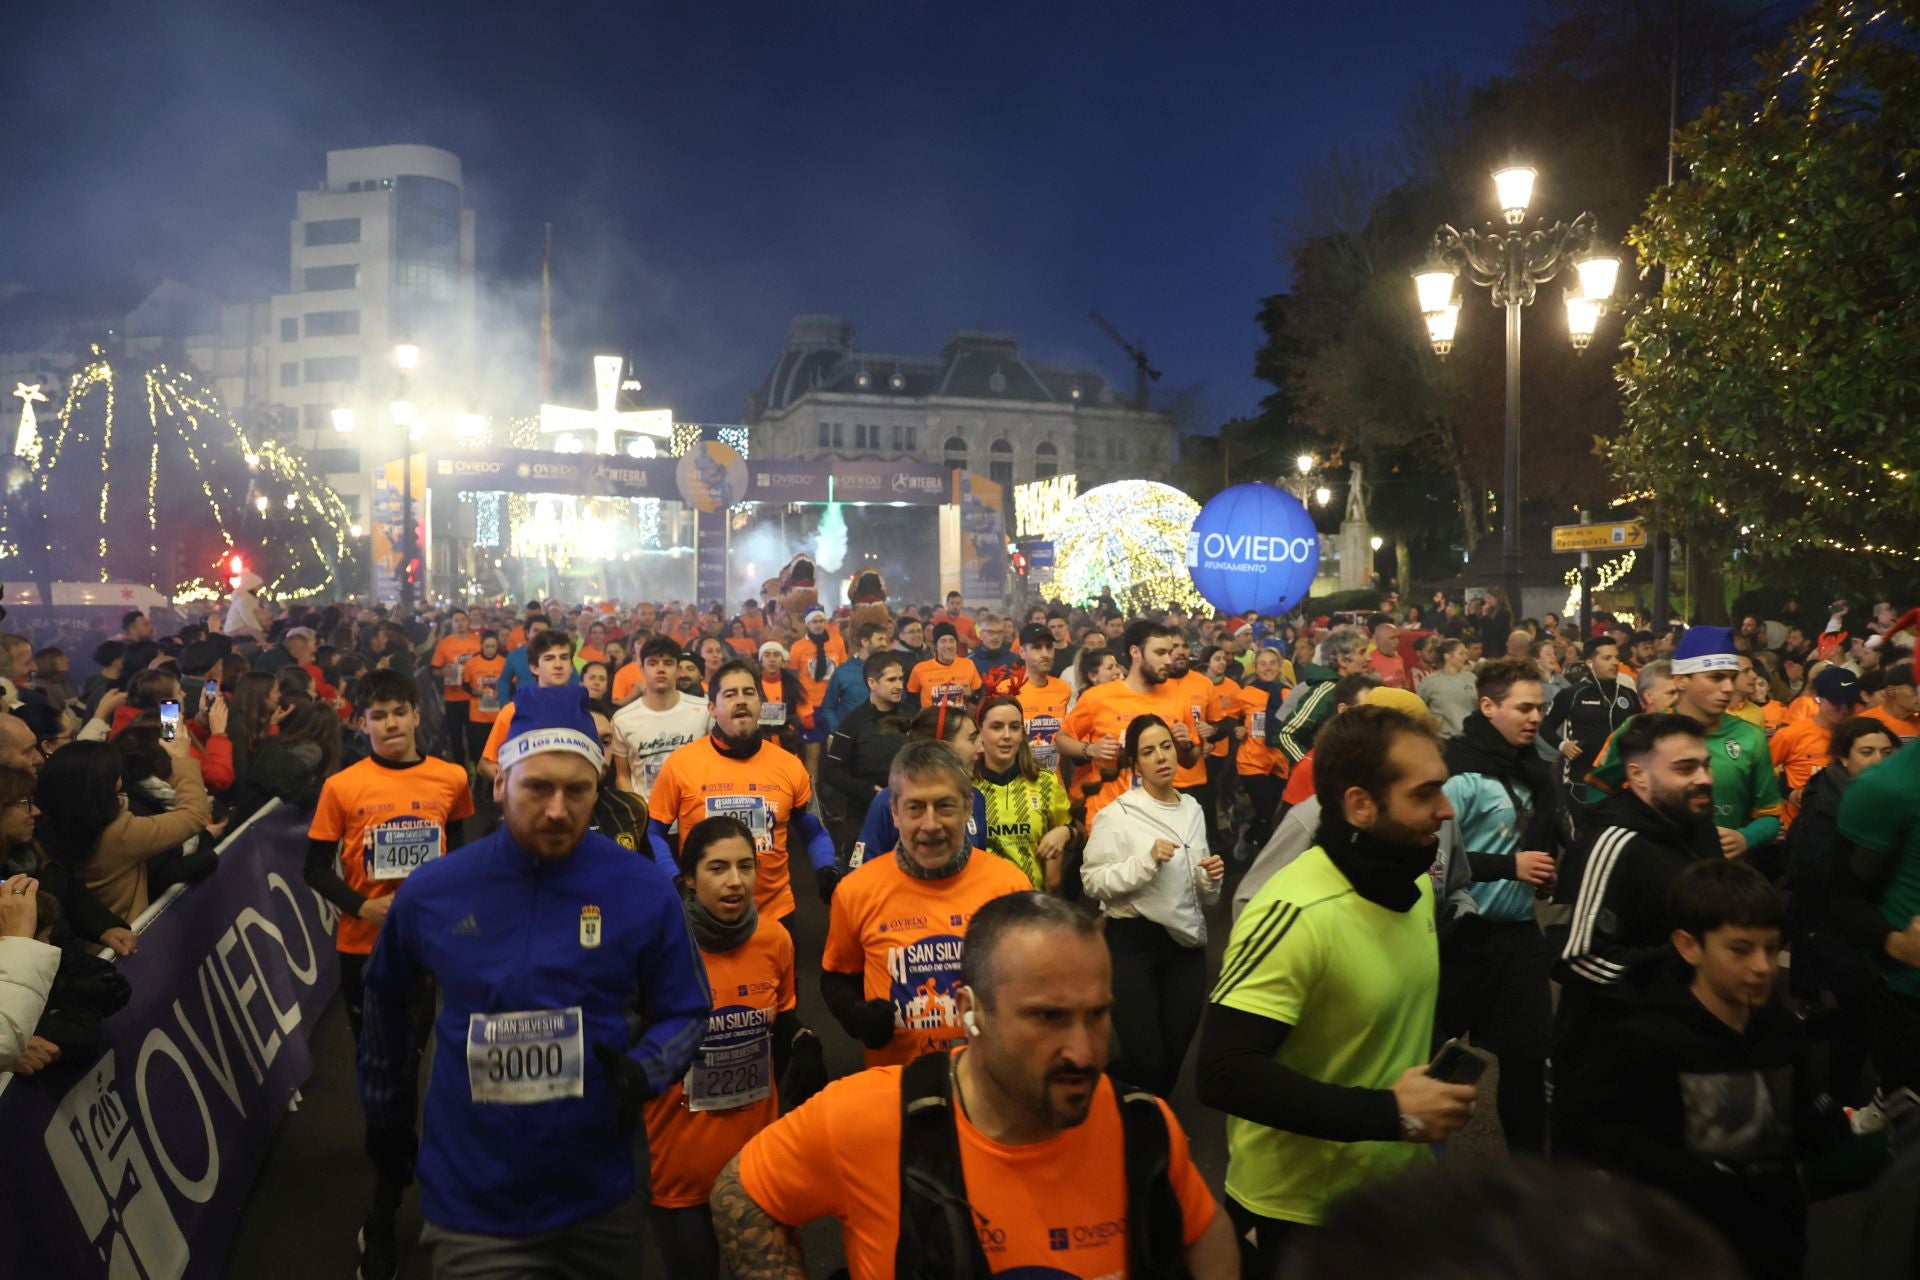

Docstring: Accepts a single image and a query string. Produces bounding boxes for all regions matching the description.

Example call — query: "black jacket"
[1555,955,1835,1280]
[1785,764,1876,995]
[1549,790,1720,1002]
[823,701,906,825]
[1444,711,1565,867]
[1542,676,1638,779]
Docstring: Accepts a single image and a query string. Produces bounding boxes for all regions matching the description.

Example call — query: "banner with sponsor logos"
[0,804,340,1280]
[747,459,952,506]
[426,448,679,499]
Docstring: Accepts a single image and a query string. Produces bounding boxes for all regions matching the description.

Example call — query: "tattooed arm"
[711,1153,807,1279]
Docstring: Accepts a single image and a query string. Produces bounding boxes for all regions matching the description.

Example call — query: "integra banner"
[0,804,340,1279]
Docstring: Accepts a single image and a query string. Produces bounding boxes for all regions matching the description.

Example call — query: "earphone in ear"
[962,1008,981,1037]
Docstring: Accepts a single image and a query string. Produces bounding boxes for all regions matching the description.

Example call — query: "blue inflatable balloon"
[1184,483,1320,616]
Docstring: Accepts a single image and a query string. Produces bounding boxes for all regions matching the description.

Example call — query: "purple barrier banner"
[0,804,340,1279]
[748,459,952,505]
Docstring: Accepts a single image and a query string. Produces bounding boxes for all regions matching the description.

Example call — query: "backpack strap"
[895,1051,991,1280]
[1114,1077,1193,1280]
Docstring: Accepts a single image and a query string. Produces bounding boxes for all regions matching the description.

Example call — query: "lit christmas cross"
[12,382,47,466]
[539,355,672,456]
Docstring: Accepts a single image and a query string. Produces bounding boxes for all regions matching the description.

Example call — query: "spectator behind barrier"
[37,736,211,922]
[229,694,341,822]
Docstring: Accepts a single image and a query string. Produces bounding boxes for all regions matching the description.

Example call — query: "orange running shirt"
[480,702,519,763]
[431,634,482,703]
[1159,671,1215,788]
[1015,675,1072,771]
[461,654,507,725]
[309,756,475,955]
[1861,703,1920,743]
[648,737,814,919]
[1063,682,1169,825]
[1209,676,1243,760]
[1769,717,1832,831]
[611,662,643,705]
[789,632,848,714]
[738,1059,1217,1280]
[821,851,1030,1068]
[1232,684,1283,779]
[643,916,795,1208]
[907,658,982,708]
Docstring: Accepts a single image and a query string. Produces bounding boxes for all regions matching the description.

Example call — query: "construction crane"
[1088,310,1161,410]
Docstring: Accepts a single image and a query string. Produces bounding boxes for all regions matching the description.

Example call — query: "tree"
[1612,0,1920,580]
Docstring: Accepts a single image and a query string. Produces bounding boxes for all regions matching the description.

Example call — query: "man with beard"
[1064,620,1201,825]
[1548,714,1723,1161]
[1196,705,1478,1278]
[1588,627,1782,863]
[357,686,709,1279]
[1436,659,1559,1154]
[647,662,839,922]
[1162,634,1230,852]
[713,892,1237,1280]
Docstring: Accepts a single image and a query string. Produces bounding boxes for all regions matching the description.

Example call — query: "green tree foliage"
[1614,0,1920,575]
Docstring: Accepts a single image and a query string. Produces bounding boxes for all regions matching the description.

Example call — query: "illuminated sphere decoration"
[0,347,352,603]
[1049,480,1203,613]
[1185,483,1320,616]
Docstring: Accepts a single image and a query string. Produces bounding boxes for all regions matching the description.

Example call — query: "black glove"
[594,1042,652,1130]
[778,1031,828,1113]
[816,864,840,904]
[850,998,897,1050]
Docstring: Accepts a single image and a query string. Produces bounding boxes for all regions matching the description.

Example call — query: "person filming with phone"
[1196,703,1478,1278]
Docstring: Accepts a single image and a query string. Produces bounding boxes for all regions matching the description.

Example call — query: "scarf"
[1315,809,1436,913]
[685,894,759,952]
[709,728,763,761]
[896,843,971,881]
[1445,711,1559,851]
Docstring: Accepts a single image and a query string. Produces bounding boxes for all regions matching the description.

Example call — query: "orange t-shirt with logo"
[647,738,814,919]
[643,917,795,1208]
[431,634,483,703]
[821,851,1030,1068]
[738,1058,1217,1280]
[908,658,982,708]
[1015,676,1072,771]
[461,654,507,725]
[309,756,475,954]
[1233,684,1283,779]
[1063,681,1168,824]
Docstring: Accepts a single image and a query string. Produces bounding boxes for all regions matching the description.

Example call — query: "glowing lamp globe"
[1184,484,1320,617]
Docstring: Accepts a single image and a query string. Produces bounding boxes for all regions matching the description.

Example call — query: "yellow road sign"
[1552,521,1646,553]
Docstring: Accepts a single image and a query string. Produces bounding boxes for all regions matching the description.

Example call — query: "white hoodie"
[224,571,269,641]
[0,934,61,1067]
[1080,788,1219,947]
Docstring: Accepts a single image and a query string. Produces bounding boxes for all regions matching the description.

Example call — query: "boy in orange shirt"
[428,608,482,768]
[305,668,474,1039]
[820,739,1028,1068]
[643,815,821,1278]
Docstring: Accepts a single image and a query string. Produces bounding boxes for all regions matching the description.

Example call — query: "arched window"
[1035,440,1059,479]
[989,437,1014,487]
[944,435,969,470]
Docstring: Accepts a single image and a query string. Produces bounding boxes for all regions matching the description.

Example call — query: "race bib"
[685,1028,773,1112]
[759,701,786,726]
[477,679,500,714]
[635,760,662,797]
[935,684,969,705]
[706,794,773,853]
[466,1007,585,1104]
[443,658,466,688]
[367,817,442,881]
[1251,710,1268,738]
[1028,714,1061,768]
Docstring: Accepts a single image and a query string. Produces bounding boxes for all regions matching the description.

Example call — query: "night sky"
[5,0,1535,428]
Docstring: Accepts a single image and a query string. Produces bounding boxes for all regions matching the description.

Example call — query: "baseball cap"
[1018,623,1053,647]
[1812,666,1862,707]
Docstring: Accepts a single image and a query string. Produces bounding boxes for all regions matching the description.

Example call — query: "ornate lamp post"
[1412,165,1621,610]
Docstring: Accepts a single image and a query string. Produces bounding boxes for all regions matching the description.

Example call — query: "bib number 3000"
[467,1007,585,1104]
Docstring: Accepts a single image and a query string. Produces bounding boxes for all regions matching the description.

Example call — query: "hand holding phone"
[1428,1036,1487,1086]
[159,700,182,743]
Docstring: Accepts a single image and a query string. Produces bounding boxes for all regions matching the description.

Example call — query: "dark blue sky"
[4,1,1536,427]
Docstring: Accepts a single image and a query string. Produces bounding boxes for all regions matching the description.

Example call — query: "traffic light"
[227,553,247,589]
[1012,551,1030,577]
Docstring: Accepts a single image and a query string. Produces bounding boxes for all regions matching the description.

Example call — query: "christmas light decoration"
[0,348,352,602]
[1562,550,1637,618]
[11,382,47,465]
[1049,480,1203,613]
[1014,474,1077,540]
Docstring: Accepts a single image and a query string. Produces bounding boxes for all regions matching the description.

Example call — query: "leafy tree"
[1613,0,1920,579]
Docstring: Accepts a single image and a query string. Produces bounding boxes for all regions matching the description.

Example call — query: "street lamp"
[1313,485,1331,507]
[331,406,356,435]
[393,343,421,372]
[1412,163,1622,610]
[1294,453,1314,477]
